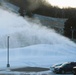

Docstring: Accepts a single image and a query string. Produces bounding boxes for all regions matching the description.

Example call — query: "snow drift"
[0,44,76,69]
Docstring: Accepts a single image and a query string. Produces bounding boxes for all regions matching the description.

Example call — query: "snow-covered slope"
[0,44,76,69]
[0,7,76,70]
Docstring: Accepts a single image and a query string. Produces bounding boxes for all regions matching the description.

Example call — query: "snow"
[0,7,76,71]
[0,7,75,48]
[0,44,76,70]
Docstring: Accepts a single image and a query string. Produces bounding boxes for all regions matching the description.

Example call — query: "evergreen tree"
[64,17,76,39]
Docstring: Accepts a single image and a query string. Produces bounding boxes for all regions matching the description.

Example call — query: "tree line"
[33,6,76,18]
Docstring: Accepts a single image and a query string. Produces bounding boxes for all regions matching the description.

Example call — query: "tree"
[64,17,76,39]
[5,0,76,18]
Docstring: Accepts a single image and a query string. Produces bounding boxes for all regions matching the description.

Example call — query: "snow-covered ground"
[0,7,76,71]
[0,44,76,69]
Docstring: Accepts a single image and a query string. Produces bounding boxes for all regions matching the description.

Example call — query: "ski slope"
[0,44,76,69]
[0,7,76,70]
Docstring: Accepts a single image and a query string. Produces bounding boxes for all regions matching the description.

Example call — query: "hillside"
[0,0,66,34]
[34,14,66,34]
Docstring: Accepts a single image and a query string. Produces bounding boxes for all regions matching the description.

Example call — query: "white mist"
[0,8,76,48]
[0,7,76,69]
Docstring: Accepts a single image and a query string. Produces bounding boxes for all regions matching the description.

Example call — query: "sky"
[48,0,76,8]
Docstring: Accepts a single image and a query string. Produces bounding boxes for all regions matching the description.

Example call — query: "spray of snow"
[0,8,76,69]
[0,7,76,48]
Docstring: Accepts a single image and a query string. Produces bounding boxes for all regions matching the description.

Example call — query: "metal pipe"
[7,36,10,68]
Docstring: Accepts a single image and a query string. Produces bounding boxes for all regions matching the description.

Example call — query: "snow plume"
[0,7,76,48]
[0,7,76,70]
